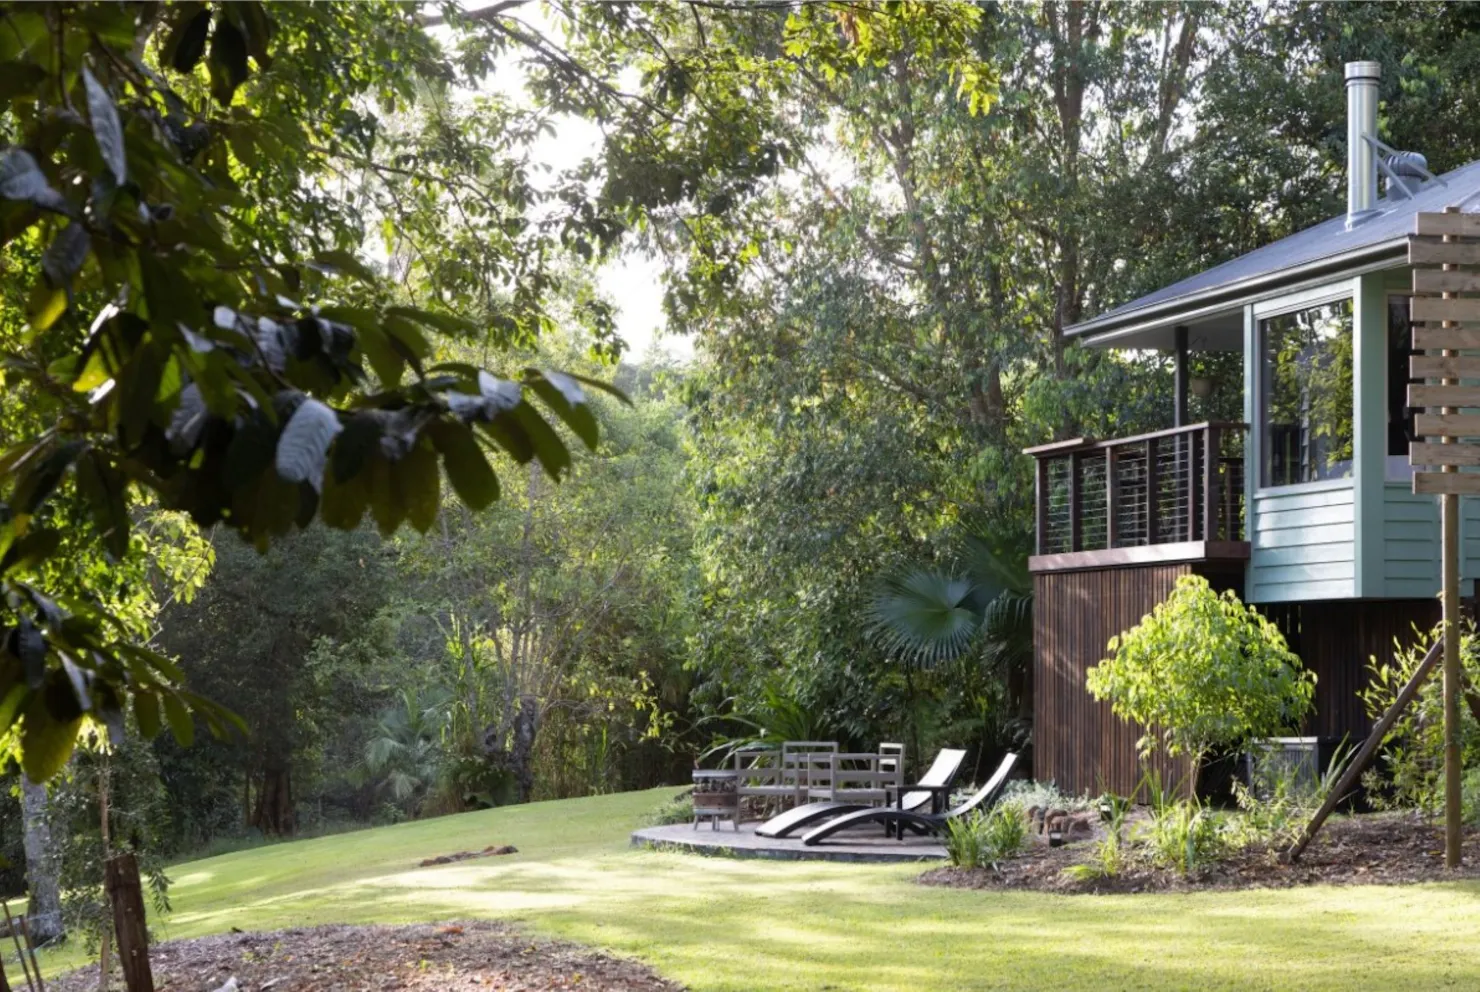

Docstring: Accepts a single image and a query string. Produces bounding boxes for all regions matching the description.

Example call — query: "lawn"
[30,787,1480,991]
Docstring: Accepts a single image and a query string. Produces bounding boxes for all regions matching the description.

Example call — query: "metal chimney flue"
[1346,60,1381,228]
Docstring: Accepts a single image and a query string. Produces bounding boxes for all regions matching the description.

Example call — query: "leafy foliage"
[945,802,1028,871]
[1231,741,1355,854]
[1359,621,1480,815]
[866,538,1031,672]
[1087,576,1315,763]
[642,791,695,828]
[0,1,636,781]
[1137,797,1230,877]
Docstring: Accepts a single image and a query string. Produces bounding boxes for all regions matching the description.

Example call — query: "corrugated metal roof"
[1067,158,1480,340]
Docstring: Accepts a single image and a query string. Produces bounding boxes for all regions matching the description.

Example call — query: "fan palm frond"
[867,569,981,668]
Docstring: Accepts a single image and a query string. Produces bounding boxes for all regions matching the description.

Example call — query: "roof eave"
[1067,236,1410,345]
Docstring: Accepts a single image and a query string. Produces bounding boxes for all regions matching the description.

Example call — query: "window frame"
[1256,290,1357,490]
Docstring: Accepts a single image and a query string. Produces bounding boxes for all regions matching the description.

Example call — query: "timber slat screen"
[1029,423,1248,556]
[1033,563,1198,796]
[1409,211,1480,493]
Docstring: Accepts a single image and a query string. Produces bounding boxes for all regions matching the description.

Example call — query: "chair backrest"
[733,747,782,783]
[781,741,838,756]
[896,748,968,811]
[947,752,1019,819]
[781,741,837,786]
[918,748,968,788]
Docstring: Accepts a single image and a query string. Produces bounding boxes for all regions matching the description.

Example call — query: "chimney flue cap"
[1345,61,1382,84]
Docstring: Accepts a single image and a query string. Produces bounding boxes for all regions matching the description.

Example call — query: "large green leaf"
[275,397,342,490]
[82,67,126,185]
[20,693,81,782]
[161,3,211,73]
[427,421,500,510]
[866,569,980,669]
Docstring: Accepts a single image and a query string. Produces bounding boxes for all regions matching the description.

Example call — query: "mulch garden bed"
[50,921,684,992]
[920,810,1480,895]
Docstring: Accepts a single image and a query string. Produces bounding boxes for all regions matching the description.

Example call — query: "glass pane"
[1387,296,1417,481]
[1260,298,1354,487]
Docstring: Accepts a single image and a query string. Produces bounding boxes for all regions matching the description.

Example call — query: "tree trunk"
[250,762,295,835]
[510,695,540,803]
[104,854,155,992]
[19,774,63,944]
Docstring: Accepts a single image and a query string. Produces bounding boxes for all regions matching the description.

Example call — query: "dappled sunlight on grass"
[32,787,1480,990]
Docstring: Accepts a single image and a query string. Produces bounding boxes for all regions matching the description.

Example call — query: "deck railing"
[1027,422,1248,557]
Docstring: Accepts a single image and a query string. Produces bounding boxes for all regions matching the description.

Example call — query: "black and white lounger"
[754,748,967,839]
[800,751,1019,846]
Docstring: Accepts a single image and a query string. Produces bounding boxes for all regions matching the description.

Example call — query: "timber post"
[1441,205,1463,870]
[104,854,154,992]
[1407,204,1480,869]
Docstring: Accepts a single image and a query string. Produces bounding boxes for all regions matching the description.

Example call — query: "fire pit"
[691,769,738,830]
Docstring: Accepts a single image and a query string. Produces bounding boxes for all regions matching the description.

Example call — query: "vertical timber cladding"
[1033,563,1195,796]
[1265,599,1439,739]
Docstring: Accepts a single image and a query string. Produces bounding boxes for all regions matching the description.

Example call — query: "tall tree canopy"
[0,1,991,781]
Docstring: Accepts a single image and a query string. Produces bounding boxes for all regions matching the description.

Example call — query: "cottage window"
[1387,295,1417,481]
[1260,298,1355,487]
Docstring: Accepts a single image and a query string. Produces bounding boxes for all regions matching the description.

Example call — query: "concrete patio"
[630,821,947,863]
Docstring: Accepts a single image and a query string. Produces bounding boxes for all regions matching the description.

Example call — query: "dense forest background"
[7,0,1480,936]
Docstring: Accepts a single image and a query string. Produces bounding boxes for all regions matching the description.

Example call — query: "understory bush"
[1088,575,1314,777]
[643,792,694,826]
[1359,621,1480,815]
[1000,780,1095,814]
[1139,798,1229,875]
[1462,767,1480,827]
[1063,808,1129,882]
[946,804,1028,870]
[1231,741,1354,853]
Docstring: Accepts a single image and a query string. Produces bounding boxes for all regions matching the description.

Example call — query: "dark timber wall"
[1262,599,1439,740]
[1033,564,1438,797]
[1033,563,1193,796]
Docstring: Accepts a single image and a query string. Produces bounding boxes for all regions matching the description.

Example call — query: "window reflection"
[1261,299,1354,487]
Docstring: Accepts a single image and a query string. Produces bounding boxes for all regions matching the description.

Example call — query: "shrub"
[946,804,1028,870]
[1000,780,1095,814]
[1138,798,1228,875]
[1087,575,1315,771]
[643,793,694,826]
[1358,621,1480,814]
[1232,741,1354,852]
[1462,767,1480,828]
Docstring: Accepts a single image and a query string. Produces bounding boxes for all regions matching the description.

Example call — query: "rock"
[211,977,239,992]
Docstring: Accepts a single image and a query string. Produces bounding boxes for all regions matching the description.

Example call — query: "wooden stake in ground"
[15,919,42,992]
[1,901,37,992]
[103,854,153,992]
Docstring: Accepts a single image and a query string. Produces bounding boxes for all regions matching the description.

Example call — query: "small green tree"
[1086,576,1315,773]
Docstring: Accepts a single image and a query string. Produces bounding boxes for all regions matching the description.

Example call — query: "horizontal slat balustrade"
[1027,423,1248,558]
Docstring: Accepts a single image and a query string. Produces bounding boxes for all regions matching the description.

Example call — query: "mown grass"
[27,786,1480,990]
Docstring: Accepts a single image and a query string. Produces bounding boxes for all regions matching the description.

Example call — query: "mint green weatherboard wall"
[1243,285,1358,604]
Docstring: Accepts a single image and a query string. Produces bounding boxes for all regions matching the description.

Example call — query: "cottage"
[1026,61,1480,795]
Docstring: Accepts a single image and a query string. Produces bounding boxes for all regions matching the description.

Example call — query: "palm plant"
[866,536,1033,774]
[364,687,450,813]
[698,681,831,764]
[867,536,1032,673]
